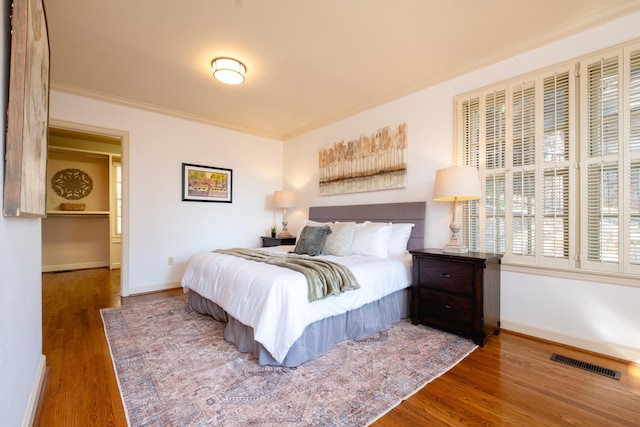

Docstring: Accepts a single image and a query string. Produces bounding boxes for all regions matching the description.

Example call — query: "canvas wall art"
[319,123,407,196]
[3,0,50,217]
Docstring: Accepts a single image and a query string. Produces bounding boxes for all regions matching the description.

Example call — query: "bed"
[180,201,426,367]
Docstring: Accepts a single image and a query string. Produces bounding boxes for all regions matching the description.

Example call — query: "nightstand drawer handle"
[439,273,451,278]
[440,304,452,310]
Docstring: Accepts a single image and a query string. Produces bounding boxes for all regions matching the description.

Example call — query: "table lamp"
[432,166,481,253]
[274,190,296,238]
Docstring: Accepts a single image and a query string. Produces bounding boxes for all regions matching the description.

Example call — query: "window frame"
[454,38,640,281]
[110,156,122,243]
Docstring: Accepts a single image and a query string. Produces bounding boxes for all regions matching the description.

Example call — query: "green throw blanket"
[214,248,360,302]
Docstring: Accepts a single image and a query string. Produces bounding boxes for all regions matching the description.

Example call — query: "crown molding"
[50,82,284,141]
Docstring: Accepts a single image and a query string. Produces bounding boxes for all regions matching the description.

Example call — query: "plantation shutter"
[456,70,575,265]
[582,52,621,271]
[484,89,507,254]
[455,38,638,277]
[626,45,640,271]
[542,71,572,265]
[510,81,536,258]
[457,96,481,251]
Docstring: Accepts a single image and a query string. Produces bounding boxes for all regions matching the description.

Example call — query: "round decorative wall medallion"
[51,168,93,200]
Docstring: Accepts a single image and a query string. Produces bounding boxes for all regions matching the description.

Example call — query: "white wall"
[50,92,283,295]
[501,271,640,360]
[284,12,640,362]
[0,4,46,425]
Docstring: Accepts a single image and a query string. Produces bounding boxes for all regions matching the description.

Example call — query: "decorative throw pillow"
[296,220,329,241]
[322,221,357,256]
[293,225,331,256]
[349,222,392,258]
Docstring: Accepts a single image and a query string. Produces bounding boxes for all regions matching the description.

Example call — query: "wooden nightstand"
[261,236,296,247]
[409,248,502,346]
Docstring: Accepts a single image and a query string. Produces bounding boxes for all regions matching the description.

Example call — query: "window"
[112,159,122,240]
[456,39,640,276]
[581,44,640,274]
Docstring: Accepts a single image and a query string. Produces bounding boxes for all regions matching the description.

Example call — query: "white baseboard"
[126,281,182,296]
[42,261,109,272]
[501,320,640,363]
[22,355,46,427]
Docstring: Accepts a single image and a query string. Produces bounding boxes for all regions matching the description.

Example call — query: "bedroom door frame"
[47,118,130,296]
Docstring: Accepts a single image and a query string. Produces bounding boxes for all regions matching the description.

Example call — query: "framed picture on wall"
[3,0,50,217]
[182,163,233,203]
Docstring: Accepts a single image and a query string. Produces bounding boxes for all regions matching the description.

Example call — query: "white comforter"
[180,245,412,363]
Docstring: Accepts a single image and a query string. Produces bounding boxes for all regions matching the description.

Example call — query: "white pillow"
[387,223,415,255]
[349,222,392,258]
[322,222,357,256]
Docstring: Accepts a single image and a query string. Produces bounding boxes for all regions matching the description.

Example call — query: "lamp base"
[277,231,292,238]
[442,242,469,254]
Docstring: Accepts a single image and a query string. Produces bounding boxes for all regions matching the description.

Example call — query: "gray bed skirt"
[188,288,411,367]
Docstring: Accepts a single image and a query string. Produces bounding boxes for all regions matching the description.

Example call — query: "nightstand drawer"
[415,289,473,334]
[415,258,474,294]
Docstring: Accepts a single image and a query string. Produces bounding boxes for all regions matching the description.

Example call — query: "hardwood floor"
[36,268,640,426]
[36,268,182,427]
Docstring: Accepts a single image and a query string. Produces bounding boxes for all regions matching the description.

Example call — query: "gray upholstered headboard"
[308,201,426,251]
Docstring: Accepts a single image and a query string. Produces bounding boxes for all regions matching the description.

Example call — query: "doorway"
[44,119,129,296]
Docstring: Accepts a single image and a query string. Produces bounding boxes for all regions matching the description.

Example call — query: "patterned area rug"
[101,294,476,426]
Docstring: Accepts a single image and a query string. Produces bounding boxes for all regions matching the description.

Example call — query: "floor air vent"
[550,353,621,380]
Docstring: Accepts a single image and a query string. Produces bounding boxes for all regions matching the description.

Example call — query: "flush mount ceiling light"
[211,57,246,85]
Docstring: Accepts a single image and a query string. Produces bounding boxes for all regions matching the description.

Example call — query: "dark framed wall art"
[182,163,233,203]
[3,0,50,217]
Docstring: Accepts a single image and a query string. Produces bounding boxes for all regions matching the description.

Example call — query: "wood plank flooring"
[36,268,640,426]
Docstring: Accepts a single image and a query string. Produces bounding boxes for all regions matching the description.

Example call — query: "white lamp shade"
[433,166,481,201]
[274,190,296,208]
[212,57,246,85]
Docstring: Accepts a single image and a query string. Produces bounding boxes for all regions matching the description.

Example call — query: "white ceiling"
[44,0,640,140]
